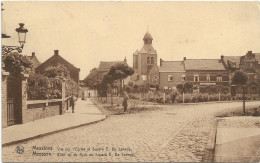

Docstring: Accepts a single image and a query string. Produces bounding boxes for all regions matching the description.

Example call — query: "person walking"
[122,91,129,112]
[70,94,77,113]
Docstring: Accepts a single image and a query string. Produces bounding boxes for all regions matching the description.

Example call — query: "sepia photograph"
[1,1,260,162]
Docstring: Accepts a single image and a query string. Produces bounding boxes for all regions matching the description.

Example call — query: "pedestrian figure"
[122,91,129,112]
[70,94,77,113]
[171,91,177,104]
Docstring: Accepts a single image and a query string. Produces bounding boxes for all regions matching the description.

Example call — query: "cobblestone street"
[2,101,259,162]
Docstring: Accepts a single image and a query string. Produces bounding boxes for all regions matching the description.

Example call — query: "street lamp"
[16,23,28,48]
[2,23,28,55]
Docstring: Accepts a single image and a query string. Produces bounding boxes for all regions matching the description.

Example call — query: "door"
[7,76,22,126]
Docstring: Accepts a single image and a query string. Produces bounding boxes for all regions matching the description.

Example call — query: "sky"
[2,1,260,79]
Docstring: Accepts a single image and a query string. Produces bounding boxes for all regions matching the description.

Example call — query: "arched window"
[151,57,154,64]
[147,57,150,64]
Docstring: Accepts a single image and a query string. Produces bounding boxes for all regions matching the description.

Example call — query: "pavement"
[2,98,106,147]
[215,117,260,162]
[2,101,260,162]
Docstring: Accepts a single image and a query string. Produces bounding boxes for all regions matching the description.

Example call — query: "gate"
[7,76,22,126]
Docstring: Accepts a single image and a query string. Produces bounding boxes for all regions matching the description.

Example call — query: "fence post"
[21,73,29,123]
[183,92,184,103]
[163,93,165,103]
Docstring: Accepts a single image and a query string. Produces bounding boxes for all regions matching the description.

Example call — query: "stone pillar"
[21,73,29,124]
[2,71,9,128]
[61,78,66,114]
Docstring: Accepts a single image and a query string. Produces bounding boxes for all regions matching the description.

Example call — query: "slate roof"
[159,61,185,72]
[98,61,125,72]
[222,56,241,69]
[184,59,226,71]
[26,55,41,68]
[36,53,80,72]
[143,32,153,41]
[139,44,157,54]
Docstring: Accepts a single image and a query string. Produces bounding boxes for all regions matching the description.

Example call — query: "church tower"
[133,31,157,75]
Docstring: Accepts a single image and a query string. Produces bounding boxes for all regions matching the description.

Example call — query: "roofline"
[161,60,183,62]
[184,59,221,60]
[159,71,186,73]
[37,54,80,71]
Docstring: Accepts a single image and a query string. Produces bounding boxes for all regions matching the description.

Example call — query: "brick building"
[184,58,229,94]
[35,50,80,84]
[222,51,260,97]
[159,60,186,90]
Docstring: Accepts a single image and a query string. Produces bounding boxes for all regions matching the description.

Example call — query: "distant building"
[131,32,159,85]
[97,59,127,82]
[184,58,229,94]
[83,68,99,89]
[26,52,41,71]
[159,60,186,90]
[35,50,80,84]
[96,59,128,96]
[222,51,260,97]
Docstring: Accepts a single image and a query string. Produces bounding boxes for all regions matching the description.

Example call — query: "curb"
[2,116,107,147]
[202,119,218,162]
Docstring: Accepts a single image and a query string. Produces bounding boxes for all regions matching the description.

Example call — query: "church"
[131,31,159,85]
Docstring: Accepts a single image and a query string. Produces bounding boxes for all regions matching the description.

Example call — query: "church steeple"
[143,32,153,44]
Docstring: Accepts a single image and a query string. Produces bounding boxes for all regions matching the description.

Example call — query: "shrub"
[2,52,33,76]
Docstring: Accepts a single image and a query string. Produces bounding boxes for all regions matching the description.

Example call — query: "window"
[182,75,186,81]
[147,57,150,64]
[217,76,222,82]
[168,75,173,81]
[151,57,154,64]
[206,75,210,82]
[164,86,168,90]
[154,75,159,82]
[194,75,199,82]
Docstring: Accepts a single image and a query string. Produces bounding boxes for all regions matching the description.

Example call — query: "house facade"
[159,60,186,90]
[159,57,229,94]
[222,51,260,97]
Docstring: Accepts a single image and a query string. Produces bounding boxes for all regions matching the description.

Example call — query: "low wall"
[22,98,69,124]
[23,102,62,124]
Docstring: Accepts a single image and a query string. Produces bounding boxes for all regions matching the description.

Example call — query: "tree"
[100,63,134,106]
[2,52,33,76]
[232,70,248,115]
[43,64,70,78]
[184,82,193,93]
[107,63,135,81]
[176,83,184,93]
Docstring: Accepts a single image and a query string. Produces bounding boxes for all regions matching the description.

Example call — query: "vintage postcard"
[1,1,260,162]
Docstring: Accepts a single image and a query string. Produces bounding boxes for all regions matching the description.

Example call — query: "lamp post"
[2,23,28,54]
[1,4,28,54]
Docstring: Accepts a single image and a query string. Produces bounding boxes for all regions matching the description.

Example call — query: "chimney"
[124,57,127,63]
[32,52,35,57]
[247,51,252,55]
[160,58,163,66]
[183,57,186,61]
[221,55,224,60]
[54,50,59,55]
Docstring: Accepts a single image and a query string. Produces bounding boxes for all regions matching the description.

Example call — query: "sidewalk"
[2,98,106,147]
[214,117,260,162]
